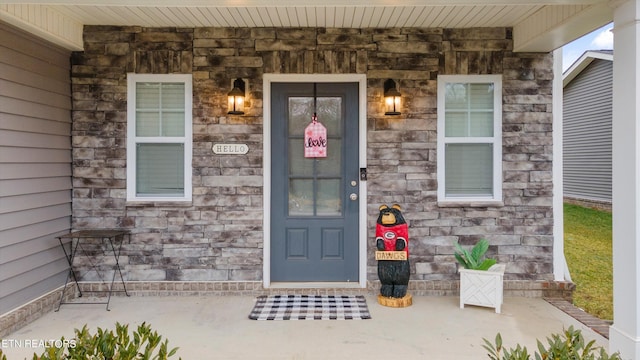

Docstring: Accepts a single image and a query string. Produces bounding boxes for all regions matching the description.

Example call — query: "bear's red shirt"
[375,223,409,257]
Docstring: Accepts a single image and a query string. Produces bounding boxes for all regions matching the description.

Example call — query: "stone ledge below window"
[437,200,504,208]
[125,201,194,208]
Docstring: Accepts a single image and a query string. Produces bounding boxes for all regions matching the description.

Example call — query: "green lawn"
[563,203,613,321]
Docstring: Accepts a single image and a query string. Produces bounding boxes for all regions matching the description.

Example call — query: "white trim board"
[262,74,368,289]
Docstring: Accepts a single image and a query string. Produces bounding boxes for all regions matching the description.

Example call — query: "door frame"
[263,74,368,289]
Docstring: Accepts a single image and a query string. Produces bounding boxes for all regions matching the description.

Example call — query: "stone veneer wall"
[71,26,555,284]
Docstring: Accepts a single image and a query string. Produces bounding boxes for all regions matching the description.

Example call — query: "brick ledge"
[71,279,573,299]
[545,298,611,339]
[0,284,76,338]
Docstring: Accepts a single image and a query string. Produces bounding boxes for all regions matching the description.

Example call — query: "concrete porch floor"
[2,296,609,359]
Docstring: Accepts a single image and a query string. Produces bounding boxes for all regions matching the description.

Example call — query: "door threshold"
[269,282,363,289]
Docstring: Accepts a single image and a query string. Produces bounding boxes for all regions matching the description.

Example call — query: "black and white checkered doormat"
[248,295,372,320]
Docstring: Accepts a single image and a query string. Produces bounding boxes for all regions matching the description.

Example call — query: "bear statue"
[376,204,410,299]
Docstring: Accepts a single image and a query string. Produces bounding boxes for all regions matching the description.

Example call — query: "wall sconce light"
[384,79,401,116]
[228,78,246,115]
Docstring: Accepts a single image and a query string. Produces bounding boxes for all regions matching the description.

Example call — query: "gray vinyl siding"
[0,21,72,314]
[563,59,613,203]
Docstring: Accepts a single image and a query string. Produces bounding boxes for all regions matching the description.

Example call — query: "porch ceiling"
[1,0,612,52]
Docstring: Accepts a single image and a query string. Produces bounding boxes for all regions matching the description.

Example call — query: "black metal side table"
[56,230,130,311]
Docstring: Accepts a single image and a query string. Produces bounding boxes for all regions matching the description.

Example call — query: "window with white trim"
[437,75,502,203]
[126,74,192,201]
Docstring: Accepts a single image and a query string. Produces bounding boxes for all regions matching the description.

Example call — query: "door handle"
[350,193,358,201]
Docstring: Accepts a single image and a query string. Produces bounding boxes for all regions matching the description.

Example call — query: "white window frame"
[126,73,193,202]
[437,74,502,204]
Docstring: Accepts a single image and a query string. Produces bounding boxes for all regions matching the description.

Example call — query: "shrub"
[32,322,180,360]
[483,326,621,360]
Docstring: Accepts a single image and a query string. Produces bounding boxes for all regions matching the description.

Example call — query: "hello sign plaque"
[212,143,249,155]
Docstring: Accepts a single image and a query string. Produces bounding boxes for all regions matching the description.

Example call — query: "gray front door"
[271,82,359,282]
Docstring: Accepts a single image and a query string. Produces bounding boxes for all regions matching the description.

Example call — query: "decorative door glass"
[287,96,343,216]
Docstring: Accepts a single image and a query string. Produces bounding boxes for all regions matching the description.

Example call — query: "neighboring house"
[0,0,623,339]
[563,50,613,208]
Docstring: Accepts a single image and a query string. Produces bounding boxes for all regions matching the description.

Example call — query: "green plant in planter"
[454,238,496,271]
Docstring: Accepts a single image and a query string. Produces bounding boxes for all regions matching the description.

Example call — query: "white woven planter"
[459,264,505,314]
